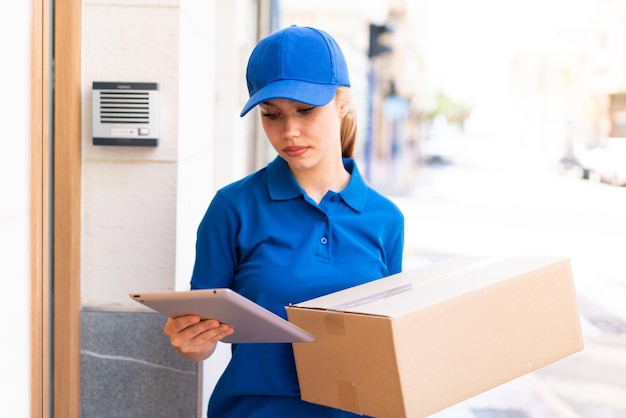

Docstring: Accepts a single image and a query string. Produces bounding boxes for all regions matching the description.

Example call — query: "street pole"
[365,60,375,182]
[365,22,393,183]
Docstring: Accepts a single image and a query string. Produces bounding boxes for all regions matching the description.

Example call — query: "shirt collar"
[267,156,368,212]
[338,158,367,212]
[267,156,305,200]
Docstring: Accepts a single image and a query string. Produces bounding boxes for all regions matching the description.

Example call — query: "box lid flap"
[291,256,568,317]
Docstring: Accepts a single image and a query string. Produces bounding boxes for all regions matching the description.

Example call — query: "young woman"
[164,25,404,417]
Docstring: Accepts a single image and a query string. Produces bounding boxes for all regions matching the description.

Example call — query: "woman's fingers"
[164,316,234,356]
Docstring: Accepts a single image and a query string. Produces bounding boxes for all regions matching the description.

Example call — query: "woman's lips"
[284,146,309,157]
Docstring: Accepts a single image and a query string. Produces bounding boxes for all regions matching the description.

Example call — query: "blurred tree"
[426,92,472,129]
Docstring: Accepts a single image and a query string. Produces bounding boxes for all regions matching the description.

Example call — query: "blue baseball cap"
[240,25,351,117]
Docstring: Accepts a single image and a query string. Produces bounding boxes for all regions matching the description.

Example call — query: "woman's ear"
[337,100,350,119]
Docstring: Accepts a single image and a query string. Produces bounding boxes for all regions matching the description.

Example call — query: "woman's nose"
[281,116,300,139]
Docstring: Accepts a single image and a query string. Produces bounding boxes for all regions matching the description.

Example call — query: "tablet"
[129,288,315,344]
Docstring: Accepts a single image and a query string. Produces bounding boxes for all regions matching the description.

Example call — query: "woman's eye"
[262,113,279,120]
[299,107,314,114]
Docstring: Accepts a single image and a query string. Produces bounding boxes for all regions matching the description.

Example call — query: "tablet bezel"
[129,288,315,344]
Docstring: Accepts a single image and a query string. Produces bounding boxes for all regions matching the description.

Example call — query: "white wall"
[81,0,256,302]
[82,0,258,414]
[0,2,32,416]
[175,0,217,292]
[82,0,182,306]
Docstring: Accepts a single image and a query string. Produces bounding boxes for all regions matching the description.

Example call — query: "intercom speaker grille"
[99,90,150,124]
[92,82,159,146]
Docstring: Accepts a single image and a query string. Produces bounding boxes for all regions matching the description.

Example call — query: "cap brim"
[240,80,338,117]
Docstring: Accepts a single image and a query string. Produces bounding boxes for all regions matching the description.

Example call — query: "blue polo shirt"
[191,156,404,418]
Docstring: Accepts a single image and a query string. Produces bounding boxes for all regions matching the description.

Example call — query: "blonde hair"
[336,87,357,158]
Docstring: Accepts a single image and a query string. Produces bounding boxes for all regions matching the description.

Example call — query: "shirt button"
[330,196,338,202]
[320,237,328,245]
[320,214,328,221]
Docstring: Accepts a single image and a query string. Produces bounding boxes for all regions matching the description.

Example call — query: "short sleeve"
[190,192,240,290]
[386,211,404,275]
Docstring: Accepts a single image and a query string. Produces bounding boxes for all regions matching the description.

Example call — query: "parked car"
[559,153,590,179]
[587,137,626,186]
[559,138,592,179]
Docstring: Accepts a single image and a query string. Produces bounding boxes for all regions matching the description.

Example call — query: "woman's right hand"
[163,315,234,362]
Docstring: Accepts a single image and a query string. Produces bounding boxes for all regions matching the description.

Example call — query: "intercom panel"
[92,81,159,146]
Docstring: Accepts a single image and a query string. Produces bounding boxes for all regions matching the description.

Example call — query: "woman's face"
[259,97,347,172]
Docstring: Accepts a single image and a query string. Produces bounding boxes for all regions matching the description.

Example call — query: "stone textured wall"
[80,311,199,418]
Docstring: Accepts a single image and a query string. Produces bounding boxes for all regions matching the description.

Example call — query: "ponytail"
[336,87,357,158]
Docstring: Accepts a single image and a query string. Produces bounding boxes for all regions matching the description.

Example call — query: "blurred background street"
[370,136,626,417]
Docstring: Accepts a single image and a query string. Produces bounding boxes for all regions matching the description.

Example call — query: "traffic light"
[368,23,393,58]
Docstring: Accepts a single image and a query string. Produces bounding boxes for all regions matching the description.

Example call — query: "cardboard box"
[286,256,583,418]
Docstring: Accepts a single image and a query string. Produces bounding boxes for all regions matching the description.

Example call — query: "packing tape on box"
[330,256,510,311]
[331,283,414,310]
[337,380,360,413]
[324,312,346,335]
